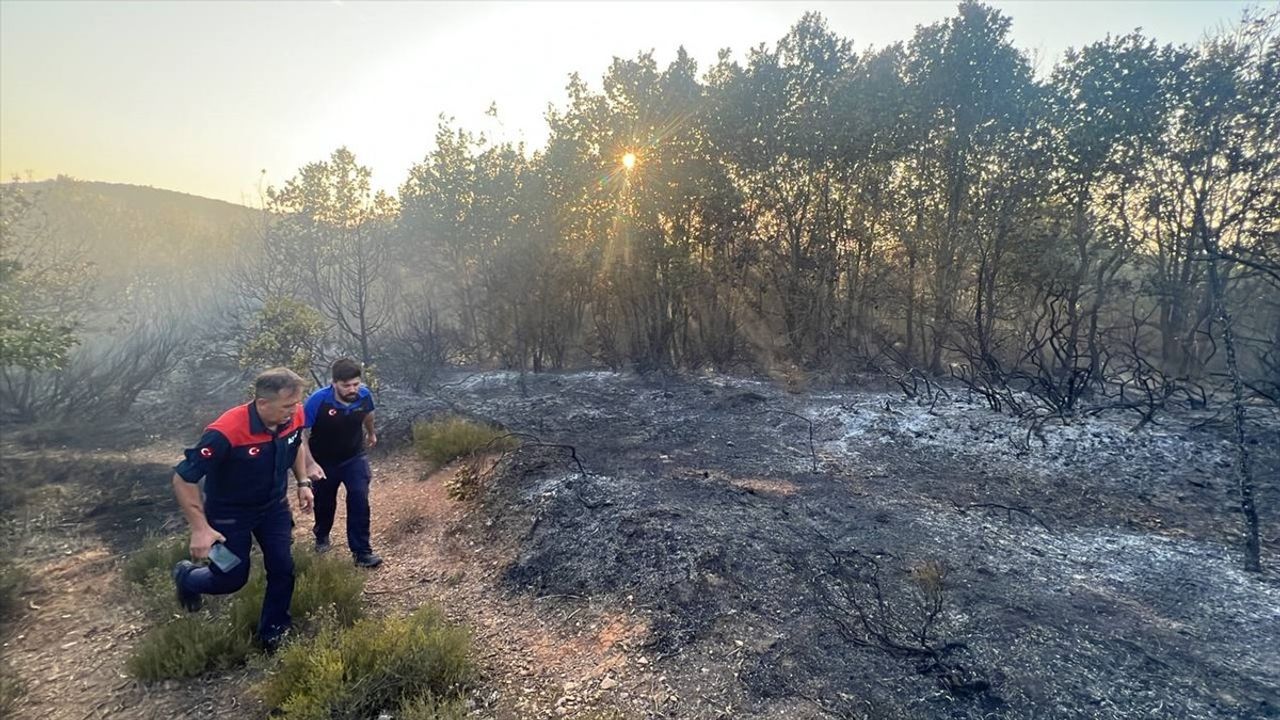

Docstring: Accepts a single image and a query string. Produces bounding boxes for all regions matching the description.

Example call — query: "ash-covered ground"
[387,370,1279,719]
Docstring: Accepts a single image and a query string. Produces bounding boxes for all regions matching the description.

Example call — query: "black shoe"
[258,628,290,655]
[353,552,382,568]
[315,537,331,554]
[172,560,203,612]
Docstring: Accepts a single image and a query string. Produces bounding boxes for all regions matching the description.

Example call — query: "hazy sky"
[0,1,1267,205]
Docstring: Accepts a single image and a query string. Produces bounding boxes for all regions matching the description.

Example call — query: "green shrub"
[0,674,25,718]
[293,549,364,626]
[258,605,472,720]
[398,693,469,720]
[126,615,255,680]
[122,536,194,618]
[237,296,327,382]
[0,479,33,516]
[412,416,514,467]
[122,535,189,585]
[228,549,365,636]
[126,549,365,681]
[0,561,29,622]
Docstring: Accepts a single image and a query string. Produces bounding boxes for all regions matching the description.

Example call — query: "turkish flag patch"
[248,446,262,457]
[199,447,213,458]
[328,408,338,416]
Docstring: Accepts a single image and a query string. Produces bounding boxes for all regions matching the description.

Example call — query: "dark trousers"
[312,455,373,556]
[180,499,294,643]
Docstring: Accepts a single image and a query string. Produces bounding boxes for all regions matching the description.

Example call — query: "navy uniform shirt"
[304,385,375,467]
[175,402,305,512]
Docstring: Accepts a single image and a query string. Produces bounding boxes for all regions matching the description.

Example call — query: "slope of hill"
[4,178,262,301]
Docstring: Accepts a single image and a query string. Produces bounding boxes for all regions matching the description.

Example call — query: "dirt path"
[0,443,654,720]
[1,444,261,720]
[346,453,657,719]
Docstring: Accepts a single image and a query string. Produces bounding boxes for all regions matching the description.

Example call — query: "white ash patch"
[904,500,1280,687]
[452,370,523,391]
[811,392,1232,481]
[699,373,773,391]
[522,472,581,502]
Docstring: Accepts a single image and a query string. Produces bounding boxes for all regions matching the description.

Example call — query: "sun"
[621,152,637,170]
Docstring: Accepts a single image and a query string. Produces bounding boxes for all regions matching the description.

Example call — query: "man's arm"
[172,474,224,560]
[362,411,377,448]
[292,443,315,512]
[300,429,326,480]
[173,430,230,559]
[300,390,328,480]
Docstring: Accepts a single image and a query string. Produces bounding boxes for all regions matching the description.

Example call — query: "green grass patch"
[412,416,514,467]
[126,548,365,681]
[125,614,255,680]
[397,693,470,720]
[0,674,25,719]
[257,605,472,720]
[122,535,189,585]
[0,560,29,622]
[1,555,33,713]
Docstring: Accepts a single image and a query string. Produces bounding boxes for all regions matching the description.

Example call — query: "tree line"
[223,5,1277,415]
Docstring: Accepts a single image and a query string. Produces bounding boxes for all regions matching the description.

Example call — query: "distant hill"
[3,178,263,301]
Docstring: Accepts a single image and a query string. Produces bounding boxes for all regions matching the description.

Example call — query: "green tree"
[238,296,329,383]
[0,183,92,372]
[267,148,397,366]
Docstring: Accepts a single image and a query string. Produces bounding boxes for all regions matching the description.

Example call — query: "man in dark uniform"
[304,357,382,567]
[170,367,316,649]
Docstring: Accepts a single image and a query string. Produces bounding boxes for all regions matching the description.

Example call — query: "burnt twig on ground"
[951,500,1053,533]
[761,408,819,472]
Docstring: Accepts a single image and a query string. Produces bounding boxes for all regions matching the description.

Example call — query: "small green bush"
[123,536,195,618]
[258,605,472,720]
[398,693,469,720]
[122,535,189,585]
[125,615,254,680]
[0,560,29,622]
[0,479,33,516]
[0,674,25,718]
[126,549,365,681]
[228,548,365,636]
[412,416,514,467]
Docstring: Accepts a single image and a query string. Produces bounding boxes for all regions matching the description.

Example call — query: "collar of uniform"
[248,400,294,436]
[247,401,270,436]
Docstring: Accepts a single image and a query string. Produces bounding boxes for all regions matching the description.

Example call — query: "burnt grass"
[385,370,1280,720]
[0,451,179,559]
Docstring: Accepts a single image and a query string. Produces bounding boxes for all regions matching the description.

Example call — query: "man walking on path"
[304,357,382,568]
[170,367,316,650]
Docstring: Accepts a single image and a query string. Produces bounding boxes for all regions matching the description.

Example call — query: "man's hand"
[296,485,315,512]
[366,431,378,449]
[190,526,225,560]
[306,462,327,481]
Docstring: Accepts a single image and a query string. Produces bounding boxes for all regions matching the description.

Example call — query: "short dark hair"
[331,357,363,382]
[254,367,305,399]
